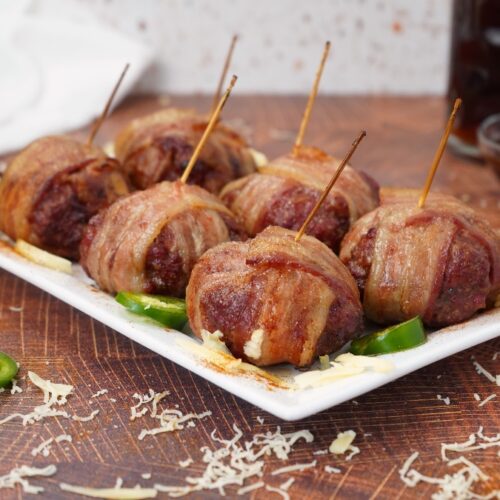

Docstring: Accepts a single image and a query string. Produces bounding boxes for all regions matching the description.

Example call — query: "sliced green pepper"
[350,316,426,356]
[0,351,18,388]
[116,292,187,330]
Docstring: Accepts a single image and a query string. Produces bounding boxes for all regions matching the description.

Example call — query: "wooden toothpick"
[210,35,238,114]
[180,75,238,184]
[87,63,130,147]
[293,41,331,155]
[418,98,462,208]
[295,130,366,242]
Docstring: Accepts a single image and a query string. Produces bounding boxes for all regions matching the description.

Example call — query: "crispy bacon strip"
[221,146,379,251]
[0,136,129,259]
[80,181,242,295]
[340,190,500,326]
[187,226,363,367]
[114,108,256,193]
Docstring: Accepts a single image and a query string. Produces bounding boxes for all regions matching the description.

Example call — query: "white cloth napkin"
[0,0,154,154]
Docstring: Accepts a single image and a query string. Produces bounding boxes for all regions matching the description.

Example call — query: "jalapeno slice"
[350,317,426,356]
[0,351,19,388]
[116,292,187,330]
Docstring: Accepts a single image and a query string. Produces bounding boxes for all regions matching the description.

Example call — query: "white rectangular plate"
[0,240,499,421]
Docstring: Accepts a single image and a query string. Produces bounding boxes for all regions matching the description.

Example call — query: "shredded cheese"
[15,240,72,273]
[129,389,211,441]
[472,359,500,386]
[329,430,356,454]
[325,465,341,474]
[90,389,108,398]
[279,477,295,491]
[243,329,264,360]
[270,460,317,476]
[59,482,158,499]
[237,481,264,494]
[265,484,290,500]
[200,330,232,354]
[249,148,268,167]
[399,427,500,498]
[437,395,451,406]
[0,465,57,494]
[72,410,99,422]
[31,434,72,457]
[478,394,496,407]
[294,353,393,389]
[154,425,313,497]
[10,379,22,394]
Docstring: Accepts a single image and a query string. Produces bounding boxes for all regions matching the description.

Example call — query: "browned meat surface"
[80,180,244,296]
[187,226,363,367]
[340,190,500,327]
[114,108,256,193]
[0,136,130,259]
[221,146,379,252]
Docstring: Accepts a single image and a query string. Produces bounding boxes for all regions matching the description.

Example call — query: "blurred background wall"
[69,0,452,95]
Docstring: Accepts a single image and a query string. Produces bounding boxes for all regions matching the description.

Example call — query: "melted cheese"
[243,329,264,360]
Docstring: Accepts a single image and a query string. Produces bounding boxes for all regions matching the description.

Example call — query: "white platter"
[0,240,499,421]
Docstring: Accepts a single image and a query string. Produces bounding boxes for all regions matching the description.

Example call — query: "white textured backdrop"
[51,0,453,94]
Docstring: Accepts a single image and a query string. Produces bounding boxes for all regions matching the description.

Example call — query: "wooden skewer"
[295,130,366,242]
[417,97,462,208]
[181,75,238,184]
[210,35,238,115]
[293,41,331,155]
[87,63,130,147]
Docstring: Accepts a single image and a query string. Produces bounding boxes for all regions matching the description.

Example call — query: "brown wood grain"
[0,95,499,499]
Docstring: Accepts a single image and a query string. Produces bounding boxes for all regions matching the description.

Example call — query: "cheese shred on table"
[154,425,314,497]
[129,389,211,441]
[399,427,500,499]
[0,465,57,495]
[59,482,158,499]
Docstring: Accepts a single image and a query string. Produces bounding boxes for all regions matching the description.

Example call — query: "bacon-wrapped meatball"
[0,136,130,259]
[220,146,379,252]
[339,189,500,327]
[187,226,363,367]
[80,180,244,297]
[114,108,257,194]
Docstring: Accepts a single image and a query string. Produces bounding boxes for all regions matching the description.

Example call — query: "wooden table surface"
[0,95,499,499]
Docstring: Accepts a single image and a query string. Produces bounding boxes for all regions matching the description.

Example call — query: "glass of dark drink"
[447,0,500,158]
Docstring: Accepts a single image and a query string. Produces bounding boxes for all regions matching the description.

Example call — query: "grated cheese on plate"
[15,240,72,273]
[294,353,393,389]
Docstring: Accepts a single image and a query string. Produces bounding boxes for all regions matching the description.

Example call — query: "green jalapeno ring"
[116,292,187,330]
[0,351,19,388]
[350,317,426,356]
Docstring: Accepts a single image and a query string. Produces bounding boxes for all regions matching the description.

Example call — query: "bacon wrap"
[220,146,379,251]
[114,108,257,193]
[80,180,243,296]
[186,226,363,367]
[0,136,129,259]
[340,190,500,326]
